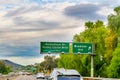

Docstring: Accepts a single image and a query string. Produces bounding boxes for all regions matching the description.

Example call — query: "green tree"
[85,21,94,29]
[3,66,11,74]
[107,43,120,78]
[0,61,6,73]
[104,30,117,65]
[108,6,120,47]
[108,6,120,33]
[0,61,11,74]
[58,54,90,76]
[39,55,58,72]
[58,54,76,69]
[106,6,120,78]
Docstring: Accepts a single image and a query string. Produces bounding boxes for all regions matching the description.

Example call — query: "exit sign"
[40,42,69,53]
[72,43,93,54]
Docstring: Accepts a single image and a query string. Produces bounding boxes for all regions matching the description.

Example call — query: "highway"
[14,75,36,80]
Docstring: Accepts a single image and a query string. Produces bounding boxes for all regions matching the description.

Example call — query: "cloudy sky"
[0,0,119,65]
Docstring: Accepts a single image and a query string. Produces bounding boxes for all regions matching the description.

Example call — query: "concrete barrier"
[83,77,120,80]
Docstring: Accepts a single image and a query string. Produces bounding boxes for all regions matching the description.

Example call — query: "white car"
[36,73,45,79]
[49,68,83,80]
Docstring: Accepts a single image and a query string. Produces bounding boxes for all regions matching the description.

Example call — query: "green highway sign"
[40,42,69,53]
[72,43,93,54]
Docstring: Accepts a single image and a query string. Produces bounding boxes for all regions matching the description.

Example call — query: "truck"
[49,68,83,80]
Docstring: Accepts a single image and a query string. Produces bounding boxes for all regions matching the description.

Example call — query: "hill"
[0,59,24,70]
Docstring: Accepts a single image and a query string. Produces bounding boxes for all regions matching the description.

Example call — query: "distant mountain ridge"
[0,59,24,70]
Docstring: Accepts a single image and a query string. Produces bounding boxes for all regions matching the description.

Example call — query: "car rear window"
[58,75,80,80]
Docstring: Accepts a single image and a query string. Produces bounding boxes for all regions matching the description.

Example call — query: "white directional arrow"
[88,46,92,50]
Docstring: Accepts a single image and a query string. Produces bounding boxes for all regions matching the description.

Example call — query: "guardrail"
[83,77,120,80]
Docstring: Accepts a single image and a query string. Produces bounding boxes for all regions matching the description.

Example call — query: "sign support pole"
[91,55,94,77]
[91,44,95,77]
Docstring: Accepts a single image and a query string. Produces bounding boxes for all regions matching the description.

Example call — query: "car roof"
[50,68,80,77]
[37,73,45,77]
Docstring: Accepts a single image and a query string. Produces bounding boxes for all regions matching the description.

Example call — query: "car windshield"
[58,75,80,80]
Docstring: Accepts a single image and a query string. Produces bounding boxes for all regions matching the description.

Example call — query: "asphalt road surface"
[14,75,36,80]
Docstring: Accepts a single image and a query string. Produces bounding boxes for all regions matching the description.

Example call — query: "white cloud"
[0,2,84,44]
[97,6,114,16]
[0,0,21,4]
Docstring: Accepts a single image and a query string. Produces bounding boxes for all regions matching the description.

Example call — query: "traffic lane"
[14,75,36,80]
